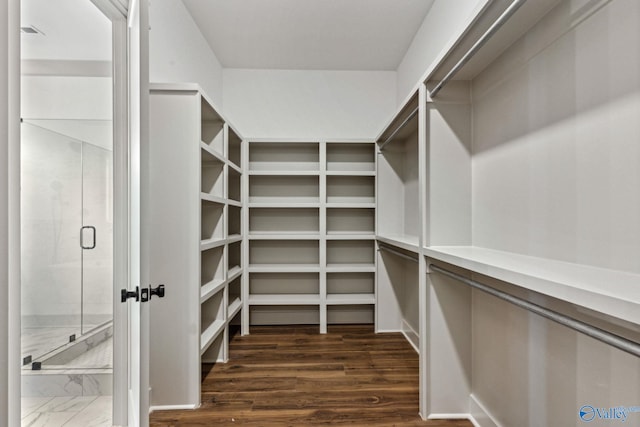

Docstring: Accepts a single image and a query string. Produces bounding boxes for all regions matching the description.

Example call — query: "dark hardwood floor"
[150,325,473,426]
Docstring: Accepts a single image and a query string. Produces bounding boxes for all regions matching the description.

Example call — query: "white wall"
[21,76,112,120]
[149,0,223,105]
[2,0,20,425]
[472,0,640,273]
[468,0,640,425]
[223,69,396,140]
[396,0,486,106]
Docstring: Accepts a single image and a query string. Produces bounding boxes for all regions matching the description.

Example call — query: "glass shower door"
[81,141,113,333]
[21,122,83,361]
[21,120,114,364]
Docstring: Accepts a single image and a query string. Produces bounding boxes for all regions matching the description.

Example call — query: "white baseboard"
[469,394,501,427]
[149,403,199,412]
[401,320,419,353]
[428,413,478,427]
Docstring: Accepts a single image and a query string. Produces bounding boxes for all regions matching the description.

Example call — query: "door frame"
[3,0,141,425]
[90,1,130,424]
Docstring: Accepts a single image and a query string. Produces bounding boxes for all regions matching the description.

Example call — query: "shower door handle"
[80,226,96,249]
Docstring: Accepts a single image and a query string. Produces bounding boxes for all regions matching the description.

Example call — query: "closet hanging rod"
[378,245,419,263]
[378,106,419,151]
[429,0,528,98]
[429,264,640,358]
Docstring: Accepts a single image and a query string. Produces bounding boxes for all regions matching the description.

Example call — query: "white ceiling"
[181,0,436,71]
[21,0,111,61]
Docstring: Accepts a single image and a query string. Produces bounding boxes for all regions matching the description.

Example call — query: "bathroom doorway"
[20,0,114,425]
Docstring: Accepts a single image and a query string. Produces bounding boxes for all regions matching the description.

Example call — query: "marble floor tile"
[36,396,97,413]
[62,396,112,427]
[21,411,76,427]
[21,397,53,418]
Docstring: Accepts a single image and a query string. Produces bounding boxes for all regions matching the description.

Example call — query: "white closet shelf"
[227,265,242,279]
[200,279,226,303]
[326,293,375,305]
[326,202,376,209]
[227,199,242,208]
[249,294,321,305]
[249,202,320,208]
[248,170,320,176]
[200,319,225,355]
[249,198,320,205]
[326,233,375,240]
[227,234,243,244]
[424,246,640,325]
[326,264,376,273]
[326,171,376,177]
[200,193,226,205]
[200,142,225,164]
[377,235,420,254]
[249,233,320,240]
[228,297,242,318]
[228,160,241,172]
[248,264,321,273]
[200,238,226,251]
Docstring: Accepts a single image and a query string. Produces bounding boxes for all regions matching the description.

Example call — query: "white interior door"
[125,0,150,425]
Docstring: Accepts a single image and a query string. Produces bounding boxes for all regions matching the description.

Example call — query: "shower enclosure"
[21,119,113,369]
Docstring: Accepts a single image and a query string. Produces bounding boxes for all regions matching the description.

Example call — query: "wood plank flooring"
[149,325,472,427]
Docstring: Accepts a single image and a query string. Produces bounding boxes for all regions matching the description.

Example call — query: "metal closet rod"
[378,245,419,263]
[429,264,640,358]
[429,0,528,98]
[378,106,419,151]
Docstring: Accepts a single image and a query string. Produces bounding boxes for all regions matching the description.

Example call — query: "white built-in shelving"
[148,83,244,409]
[243,140,376,333]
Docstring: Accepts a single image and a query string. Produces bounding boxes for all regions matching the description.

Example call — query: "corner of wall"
[149,0,224,106]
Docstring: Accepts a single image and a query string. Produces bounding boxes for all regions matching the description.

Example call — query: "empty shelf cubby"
[201,158,224,198]
[228,167,241,202]
[249,142,319,172]
[228,205,241,237]
[201,99,224,155]
[326,175,375,204]
[326,143,375,172]
[249,305,320,326]
[249,207,319,235]
[327,305,374,324]
[250,272,320,295]
[249,175,319,204]
[201,201,224,242]
[327,272,374,294]
[228,241,242,273]
[201,246,224,288]
[250,240,319,265]
[326,208,374,235]
[228,128,242,168]
[326,240,375,266]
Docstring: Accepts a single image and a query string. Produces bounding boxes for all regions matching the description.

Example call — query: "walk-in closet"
[3,0,639,426]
